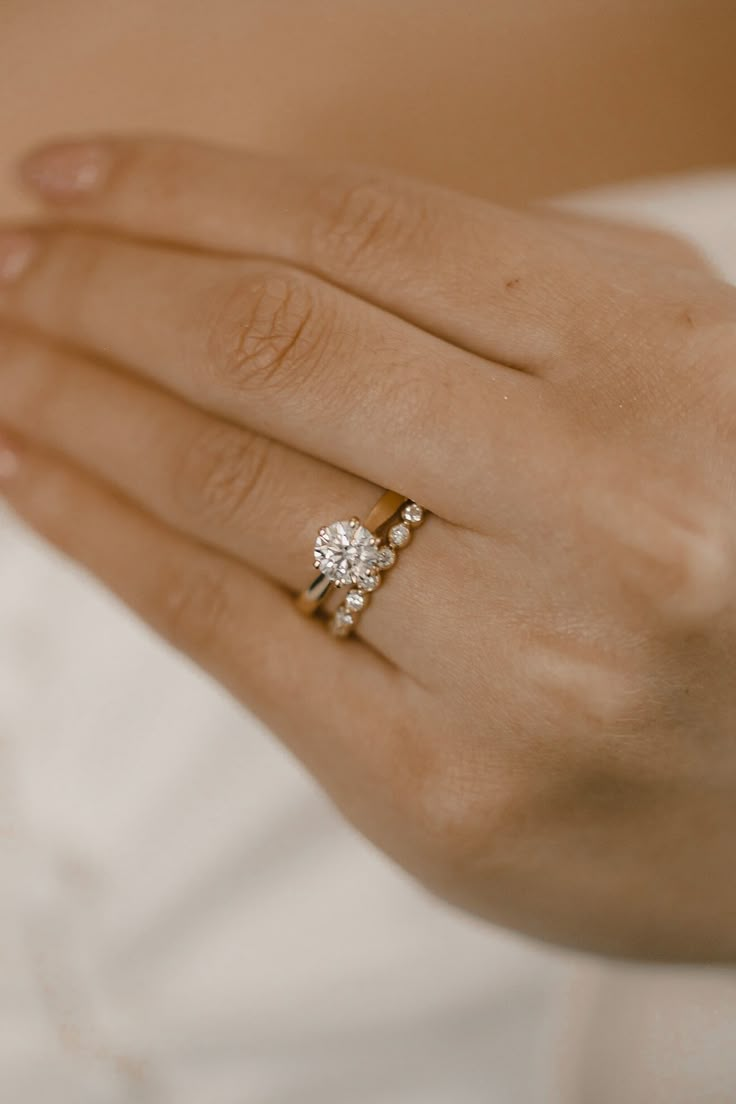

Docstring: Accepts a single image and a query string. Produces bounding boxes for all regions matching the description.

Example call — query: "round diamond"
[361,572,381,593]
[377,545,396,570]
[388,523,411,549]
[345,590,366,613]
[402,503,424,526]
[314,519,380,588]
[331,607,355,636]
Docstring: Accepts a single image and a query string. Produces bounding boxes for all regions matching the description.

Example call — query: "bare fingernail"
[0,432,21,482]
[20,141,111,200]
[0,231,37,284]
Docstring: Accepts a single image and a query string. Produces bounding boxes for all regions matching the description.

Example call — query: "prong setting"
[310,502,427,639]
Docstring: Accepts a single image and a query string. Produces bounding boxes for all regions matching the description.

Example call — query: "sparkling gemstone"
[388,522,411,549]
[314,519,380,588]
[402,502,424,525]
[362,573,381,593]
[346,590,366,612]
[331,607,355,636]
[377,545,396,569]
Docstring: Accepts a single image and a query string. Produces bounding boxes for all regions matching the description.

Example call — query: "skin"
[0,137,734,961]
[2,0,736,215]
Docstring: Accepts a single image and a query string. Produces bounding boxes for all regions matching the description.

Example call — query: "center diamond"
[314,519,380,588]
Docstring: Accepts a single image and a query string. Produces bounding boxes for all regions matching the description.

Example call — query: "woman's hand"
[1,137,734,961]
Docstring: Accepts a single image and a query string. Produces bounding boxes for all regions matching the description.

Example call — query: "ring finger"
[0,328,454,669]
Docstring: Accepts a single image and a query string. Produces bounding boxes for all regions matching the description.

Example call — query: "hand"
[0,137,734,961]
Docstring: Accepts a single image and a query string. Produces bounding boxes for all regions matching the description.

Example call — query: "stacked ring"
[296,491,427,638]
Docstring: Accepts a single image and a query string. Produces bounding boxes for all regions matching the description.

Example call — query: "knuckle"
[174,423,274,530]
[607,467,735,627]
[310,170,430,270]
[648,507,733,625]
[395,723,517,872]
[157,558,231,654]
[412,766,529,878]
[529,643,658,737]
[207,269,329,396]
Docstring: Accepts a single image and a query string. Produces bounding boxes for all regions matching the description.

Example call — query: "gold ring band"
[296,490,427,637]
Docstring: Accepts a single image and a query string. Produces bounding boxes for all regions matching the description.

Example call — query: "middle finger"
[0,228,556,531]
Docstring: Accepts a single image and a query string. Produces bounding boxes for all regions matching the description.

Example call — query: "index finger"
[18,135,608,373]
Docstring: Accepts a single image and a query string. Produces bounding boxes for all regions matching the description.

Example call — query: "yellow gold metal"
[296,489,408,617]
[330,497,427,638]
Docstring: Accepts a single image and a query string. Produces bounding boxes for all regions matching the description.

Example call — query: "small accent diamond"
[346,590,366,612]
[401,503,424,525]
[388,523,411,549]
[331,607,355,636]
[362,573,381,593]
[377,545,396,569]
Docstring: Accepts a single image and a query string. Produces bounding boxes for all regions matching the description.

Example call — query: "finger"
[0,228,557,530]
[0,325,376,577]
[535,206,713,273]
[0,429,418,818]
[17,134,641,373]
[0,327,456,669]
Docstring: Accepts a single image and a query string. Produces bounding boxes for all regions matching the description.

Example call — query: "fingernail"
[0,231,37,284]
[0,433,21,482]
[20,141,111,201]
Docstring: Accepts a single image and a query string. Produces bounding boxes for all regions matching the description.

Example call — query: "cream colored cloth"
[1,173,735,1104]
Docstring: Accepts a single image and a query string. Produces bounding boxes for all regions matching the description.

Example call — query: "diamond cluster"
[328,501,426,637]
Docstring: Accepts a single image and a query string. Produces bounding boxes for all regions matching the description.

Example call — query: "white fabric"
[1,172,736,1103]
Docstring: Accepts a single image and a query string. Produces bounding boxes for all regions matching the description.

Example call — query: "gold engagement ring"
[296,490,427,638]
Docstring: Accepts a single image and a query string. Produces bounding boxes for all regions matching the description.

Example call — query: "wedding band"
[296,492,426,637]
[296,490,405,616]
